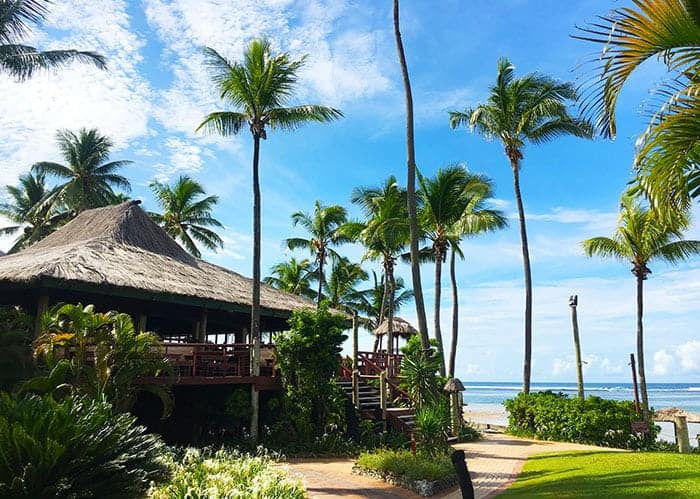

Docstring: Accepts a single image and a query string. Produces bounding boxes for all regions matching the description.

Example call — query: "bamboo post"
[675,415,691,453]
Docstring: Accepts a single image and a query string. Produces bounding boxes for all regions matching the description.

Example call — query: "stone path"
[285,433,617,499]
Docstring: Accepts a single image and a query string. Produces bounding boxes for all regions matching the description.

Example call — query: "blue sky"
[1,0,699,383]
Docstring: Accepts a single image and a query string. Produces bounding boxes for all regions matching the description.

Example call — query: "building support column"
[33,292,49,338]
[250,335,261,441]
[198,309,208,342]
[138,314,147,333]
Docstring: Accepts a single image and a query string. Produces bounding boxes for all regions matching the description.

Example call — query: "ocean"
[463,381,700,447]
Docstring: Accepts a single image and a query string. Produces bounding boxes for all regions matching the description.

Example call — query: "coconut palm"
[197,38,341,439]
[393,0,430,349]
[344,176,410,370]
[286,201,349,307]
[149,175,223,258]
[450,58,592,393]
[32,128,131,213]
[263,257,316,300]
[576,0,700,214]
[446,185,507,379]
[0,171,69,252]
[582,196,700,420]
[417,165,498,375]
[325,256,368,312]
[0,0,105,81]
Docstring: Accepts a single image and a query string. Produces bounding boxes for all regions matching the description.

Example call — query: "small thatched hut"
[373,316,417,353]
[0,200,315,342]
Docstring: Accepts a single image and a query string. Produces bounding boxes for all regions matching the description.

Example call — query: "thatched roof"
[373,317,418,338]
[654,407,700,423]
[0,201,315,316]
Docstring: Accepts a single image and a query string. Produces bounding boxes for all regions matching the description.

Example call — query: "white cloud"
[676,340,700,373]
[0,0,151,182]
[552,357,573,376]
[525,207,618,232]
[653,350,674,376]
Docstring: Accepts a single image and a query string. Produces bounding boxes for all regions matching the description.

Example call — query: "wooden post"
[450,391,462,434]
[33,292,49,338]
[569,295,584,399]
[379,370,387,432]
[138,314,147,333]
[352,311,360,408]
[250,335,260,441]
[675,415,691,453]
[199,309,208,342]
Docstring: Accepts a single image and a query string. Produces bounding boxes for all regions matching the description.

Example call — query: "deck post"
[379,370,388,431]
[675,415,691,453]
[250,335,261,441]
[33,292,49,338]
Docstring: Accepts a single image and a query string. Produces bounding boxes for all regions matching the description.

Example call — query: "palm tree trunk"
[387,261,396,377]
[448,246,459,378]
[393,0,429,351]
[374,269,390,353]
[511,159,533,395]
[569,297,584,399]
[636,272,649,420]
[250,132,262,441]
[434,249,446,376]
[317,251,324,308]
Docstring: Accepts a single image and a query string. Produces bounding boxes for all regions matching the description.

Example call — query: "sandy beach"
[464,404,700,448]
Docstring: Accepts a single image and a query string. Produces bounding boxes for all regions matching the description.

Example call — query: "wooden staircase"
[337,376,416,434]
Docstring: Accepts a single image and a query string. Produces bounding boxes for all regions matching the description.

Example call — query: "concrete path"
[285,433,616,499]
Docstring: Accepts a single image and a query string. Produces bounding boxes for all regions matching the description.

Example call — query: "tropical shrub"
[148,447,305,499]
[400,338,443,411]
[0,306,34,391]
[31,303,172,416]
[458,421,482,443]
[413,400,451,457]
[0,393,168,498]
[504,391,659,449]
[356,449,454,482]
[275,303,348,437]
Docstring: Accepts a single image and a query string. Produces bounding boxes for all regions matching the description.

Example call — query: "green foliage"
[0,306,34,391]
[504,391,659,449]
[413,400,451,457]
[356,449,455,482]
[458,421,482,443]
[275,304,348,437]
[499,450,700,497]
[0,393,168,498]
[359,420,410,450]
[399,344,442,410]
[148,447,305,499]
[29,303,172,417]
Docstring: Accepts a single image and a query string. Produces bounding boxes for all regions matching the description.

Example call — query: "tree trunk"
[393,0,429,350]
[448,246,459,378]
[569,297,584,399]
[374,268,390,352]
[250,133,262,441]
[510,159,533,394]
[434,248,446,376]
[387,259,396,377]
[317,249,324,308]
[636,272,649,420]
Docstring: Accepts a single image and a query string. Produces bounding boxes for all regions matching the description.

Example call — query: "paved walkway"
[285,433,616,498]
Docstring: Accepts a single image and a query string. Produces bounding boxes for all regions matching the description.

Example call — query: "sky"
[1,0,699,384]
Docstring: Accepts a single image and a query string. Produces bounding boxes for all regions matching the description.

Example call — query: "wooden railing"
[356,351,403,376]
[162,343,276,378]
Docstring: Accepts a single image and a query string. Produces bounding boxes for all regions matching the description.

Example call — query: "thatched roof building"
[373,317,418,339]
[0,201,314,339]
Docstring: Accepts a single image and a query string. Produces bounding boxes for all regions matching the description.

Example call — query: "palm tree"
[417,165,498,375]
[286,201,349,307]
[325,256,368,312]
[0,171,68,252]
[576,0,700,215]
[263,257,316,300]
[197,38,341,440]
[1,0,105,81]
[446,183,507,379]
[450,58,592,393]
[344,176,410,370]
[149,175,223,258]
[392,0,430,350]
[582,196,700,420]
[355,271,413,348]
[32,128,132,213]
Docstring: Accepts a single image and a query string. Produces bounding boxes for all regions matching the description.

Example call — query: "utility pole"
[569,295,584,399]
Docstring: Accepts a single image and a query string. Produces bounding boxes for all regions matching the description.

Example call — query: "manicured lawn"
[499,451,700,498]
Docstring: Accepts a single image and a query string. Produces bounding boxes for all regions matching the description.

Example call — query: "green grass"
[499,451,700,498]
[356,449,454,482]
